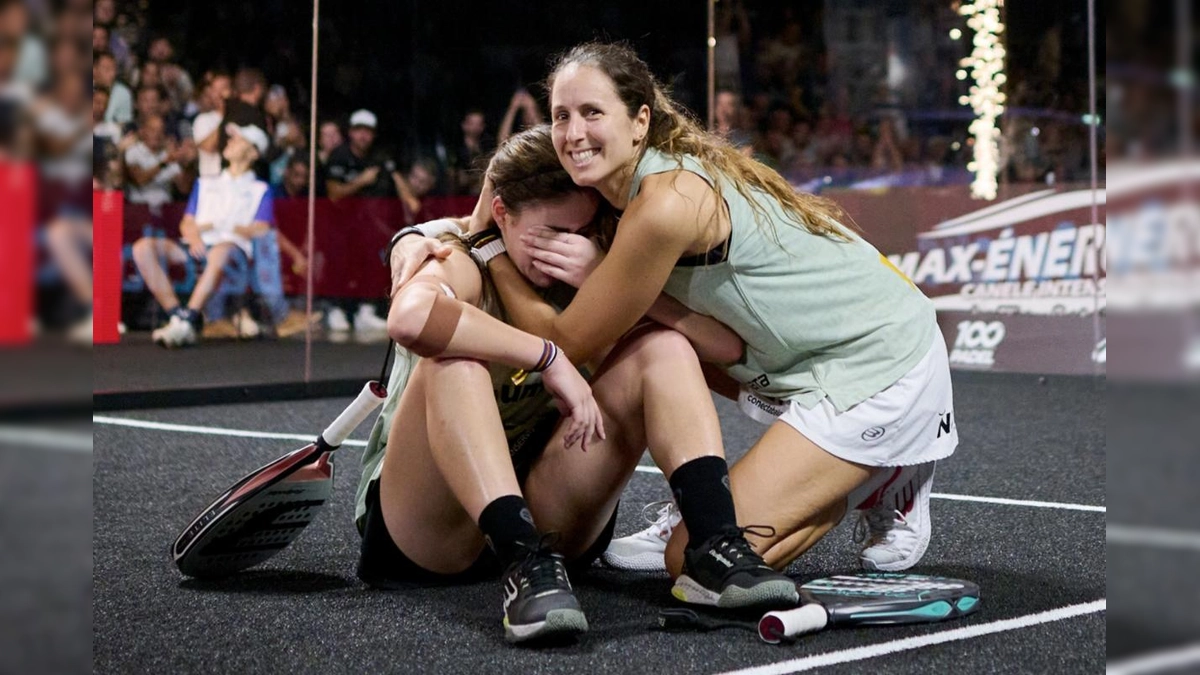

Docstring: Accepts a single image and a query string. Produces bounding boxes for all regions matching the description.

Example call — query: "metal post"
[305,0,320,383]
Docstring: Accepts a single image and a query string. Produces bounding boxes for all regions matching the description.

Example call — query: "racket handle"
[321,381,388,448]
[758,604,829,644]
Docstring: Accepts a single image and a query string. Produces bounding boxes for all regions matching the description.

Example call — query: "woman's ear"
[633,104,651,144]
[490,196,508,230]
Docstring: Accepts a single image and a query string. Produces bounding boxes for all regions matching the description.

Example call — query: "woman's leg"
[525,326,729,557]
[374,357,495,575]
[526,326,796,609]
[376,356,587,642]
[665,421,881,576]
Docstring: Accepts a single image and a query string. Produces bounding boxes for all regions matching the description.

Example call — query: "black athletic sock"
[669,456,738,550]
[477,495,541,568]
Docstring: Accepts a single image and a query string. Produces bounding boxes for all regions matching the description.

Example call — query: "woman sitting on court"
[356,126,796,645]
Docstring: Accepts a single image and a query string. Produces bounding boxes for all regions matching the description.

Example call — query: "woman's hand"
[522,227,605,288]
[467,177,496,234]
[389,236,453,297]
[539,353,606,452]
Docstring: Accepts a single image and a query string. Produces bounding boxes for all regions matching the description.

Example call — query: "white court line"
[0,426,93,453]
[634,465,1105,513]
[1107,643,1200,675]
[1107,525,1200,552]
[714,599,1106,675]
[92,415,368,446]
[92,415,1105,513]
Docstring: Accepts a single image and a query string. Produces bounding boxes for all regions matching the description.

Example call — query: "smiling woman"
[470,41,959,583]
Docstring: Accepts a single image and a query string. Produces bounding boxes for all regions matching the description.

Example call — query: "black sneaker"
[501,542,589,643]
[671,526,799,609]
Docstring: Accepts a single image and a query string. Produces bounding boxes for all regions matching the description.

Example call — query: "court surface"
[88,372,1113,674]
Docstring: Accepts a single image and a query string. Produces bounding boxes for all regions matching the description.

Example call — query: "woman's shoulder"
[627,170,719,241]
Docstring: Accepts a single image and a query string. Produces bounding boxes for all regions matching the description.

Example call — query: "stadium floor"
[86,371,1111,674]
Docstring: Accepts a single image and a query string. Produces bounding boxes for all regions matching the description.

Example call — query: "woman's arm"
[488,171,713,364]
[387,249,553,375]
[644,293,744,366]
[388,248,605,449]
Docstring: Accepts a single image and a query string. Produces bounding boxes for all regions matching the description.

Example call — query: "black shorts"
[357,413,619,589]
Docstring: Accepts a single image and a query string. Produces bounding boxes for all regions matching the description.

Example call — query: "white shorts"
[736,336,958,468]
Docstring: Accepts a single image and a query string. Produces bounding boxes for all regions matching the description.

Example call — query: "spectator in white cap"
[130,119,278,348]
[323,108,416,332]
[324,108,400,201]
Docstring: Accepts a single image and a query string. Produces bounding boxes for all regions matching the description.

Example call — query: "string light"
[957,0,1006,200]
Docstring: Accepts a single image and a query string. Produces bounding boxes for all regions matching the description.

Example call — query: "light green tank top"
[629,147,937,412]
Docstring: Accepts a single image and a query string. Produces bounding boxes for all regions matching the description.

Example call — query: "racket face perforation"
[173,450,332,578]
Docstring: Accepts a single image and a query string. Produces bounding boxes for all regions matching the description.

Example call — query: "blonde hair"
[547,42,854,243]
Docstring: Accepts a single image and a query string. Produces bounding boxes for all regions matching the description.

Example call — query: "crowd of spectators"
[1,0,1102,345]
[79,0,1098,207]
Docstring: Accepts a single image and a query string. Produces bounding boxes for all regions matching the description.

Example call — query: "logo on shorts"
[936,412,953,439]
[749,374,771,390]
[861,426,886,442]
[949,320,1007,369]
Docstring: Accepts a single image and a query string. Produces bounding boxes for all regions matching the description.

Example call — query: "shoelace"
[511,535,570,594]
[639,500,679,538]
[853,508,910,546]
[712,525,776,565]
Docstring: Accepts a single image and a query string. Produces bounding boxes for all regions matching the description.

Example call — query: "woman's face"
[550,64,648,196]
[494,190,598,288]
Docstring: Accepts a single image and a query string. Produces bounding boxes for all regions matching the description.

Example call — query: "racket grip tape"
[320,381,388,448]
[758,604,829,644]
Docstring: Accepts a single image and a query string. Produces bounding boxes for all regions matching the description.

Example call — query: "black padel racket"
[172,381,387,578]
[758,573,981,644]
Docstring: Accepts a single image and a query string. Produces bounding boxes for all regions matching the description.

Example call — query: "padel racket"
[758,573,980,644]
[172,380,387,578]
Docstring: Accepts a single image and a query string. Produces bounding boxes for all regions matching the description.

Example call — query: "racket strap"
[378,340,395,388]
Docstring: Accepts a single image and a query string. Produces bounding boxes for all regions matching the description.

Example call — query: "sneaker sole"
[600,550,668,572]
[504,608,589,643]
[672,575,799,609]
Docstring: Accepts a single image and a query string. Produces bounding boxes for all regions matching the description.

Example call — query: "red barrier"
[0,163,35,345]
[93,190,125,344]
[116,189,1108,376]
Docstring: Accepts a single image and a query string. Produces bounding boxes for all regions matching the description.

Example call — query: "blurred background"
[1,0,1194,671]
[4,0,1111,391]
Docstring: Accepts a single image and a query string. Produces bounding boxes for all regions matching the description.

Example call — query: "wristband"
[468,227,507,267]
[511,339,559,385]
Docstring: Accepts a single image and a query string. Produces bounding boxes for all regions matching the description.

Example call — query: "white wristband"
[414,218,462,238]
[471,238,507,266]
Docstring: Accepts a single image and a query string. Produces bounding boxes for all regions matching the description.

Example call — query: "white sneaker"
[235,308,261,339]
[152,314,197,348]
[853,462,936,571]
[601,500,680,572]
[354,304,388,332]
[68,314,93,345]
[327,306,350,332]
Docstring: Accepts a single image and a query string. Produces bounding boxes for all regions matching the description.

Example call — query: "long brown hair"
[547,41,853,243]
